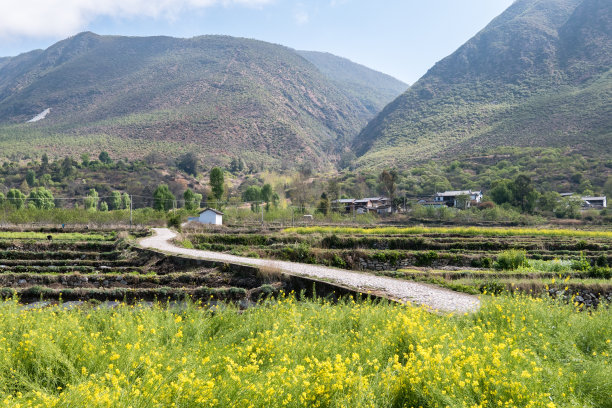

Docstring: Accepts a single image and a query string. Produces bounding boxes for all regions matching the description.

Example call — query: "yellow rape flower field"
[0,295,610,408]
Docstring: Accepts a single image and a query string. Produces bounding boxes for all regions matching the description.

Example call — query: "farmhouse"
[558,193,607,209]
[188,208,223,225]
[332,197,392,214]
[582,196,607,209]
[434,190,483,208]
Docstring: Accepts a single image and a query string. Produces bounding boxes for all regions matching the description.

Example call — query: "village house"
[581,196,607,209]
[188,208,223,225]
[332,197,392,214]
[434,190,483,208]
[558,193,607,209]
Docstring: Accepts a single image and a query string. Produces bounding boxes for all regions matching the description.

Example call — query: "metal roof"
[199,208,224,215]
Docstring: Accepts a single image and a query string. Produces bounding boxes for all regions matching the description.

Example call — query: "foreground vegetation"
[0,295,610,407]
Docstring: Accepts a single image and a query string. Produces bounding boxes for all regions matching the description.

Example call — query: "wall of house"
[198,211,222,225]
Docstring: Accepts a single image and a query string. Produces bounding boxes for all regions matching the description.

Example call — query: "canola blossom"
[0,295,610,407]
[283,226,612,239]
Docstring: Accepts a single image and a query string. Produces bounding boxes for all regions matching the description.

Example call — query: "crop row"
[283,226,612,239]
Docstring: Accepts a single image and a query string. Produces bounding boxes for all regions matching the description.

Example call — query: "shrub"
[587,266,612,279]
[571,252,591,271]
[281,243,314,263]
[167,213,182,231]
[415,250,439,267]
[494,249,528,270]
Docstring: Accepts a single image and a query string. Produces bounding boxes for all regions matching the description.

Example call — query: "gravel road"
[140,228,480,314]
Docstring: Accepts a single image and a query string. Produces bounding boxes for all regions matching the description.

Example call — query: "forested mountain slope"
[353,0,611,168]
[0,33,404,169]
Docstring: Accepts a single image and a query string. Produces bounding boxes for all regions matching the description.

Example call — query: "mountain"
[0,33,405,169]
[353,0,612,168]
[297,51,407,115]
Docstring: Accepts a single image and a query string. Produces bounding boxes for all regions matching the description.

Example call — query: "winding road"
[140,228,480,314]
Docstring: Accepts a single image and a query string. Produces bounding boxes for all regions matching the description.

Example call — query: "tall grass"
[0,295,609,407]
[284,225,612,239]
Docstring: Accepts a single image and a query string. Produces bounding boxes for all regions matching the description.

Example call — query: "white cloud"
[0,0,273,38]
[294,10,309,25]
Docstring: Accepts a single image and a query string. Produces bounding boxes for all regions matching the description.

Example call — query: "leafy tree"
[99,151,112,164]
[317,192,330,215]
[183,189,202,211]
[379,169,398,207]
[61,156,76,178]
[209,167,224,203]
[109,191,123,210]
[604,177,612,202]
[271,192,280,209]
[177,153,199,177]
[327,178,341,210]
[153,184,175,211]
[6,189,26,209]
[121,193,131,210]
[538,191,561,213]
[81,153,90,167]
[28,187,55,209]
[555,196,582,219]
[41,153,49,171]
[261,184,273,211]
[25,170,36,187]
[489,179,514,205]
[39,174,52,187]
[512,174,535,212]
[455,194,470,210]
[242,185,262,212]
[84,189,100,211]
[0,192,4,206]
[99,201,109,211]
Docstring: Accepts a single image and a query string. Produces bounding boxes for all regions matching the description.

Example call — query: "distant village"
[333,190,607,214]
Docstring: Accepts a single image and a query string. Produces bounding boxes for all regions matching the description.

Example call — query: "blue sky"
[0,0,514,84]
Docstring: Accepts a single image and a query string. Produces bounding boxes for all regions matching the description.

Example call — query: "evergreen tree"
[153,184,175,211]
[177,153,199,177]
[99,151,112,164]
[99,201,109,211]
[209,167,224,203]
[25,170,36,187]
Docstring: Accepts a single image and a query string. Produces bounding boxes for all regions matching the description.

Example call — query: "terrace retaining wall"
[133,247,390,303]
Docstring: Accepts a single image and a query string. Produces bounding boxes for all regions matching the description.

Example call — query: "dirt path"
[140,228,480,314]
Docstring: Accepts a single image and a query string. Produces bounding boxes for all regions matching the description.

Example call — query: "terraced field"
[0,230,284,304]
[181,226,612,305]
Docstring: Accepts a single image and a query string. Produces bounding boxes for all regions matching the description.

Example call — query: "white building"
[582,196,607,209]
[434,190,483,208]
[188,208,223,225]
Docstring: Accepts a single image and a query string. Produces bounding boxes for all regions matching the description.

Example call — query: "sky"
[0,0,515,84]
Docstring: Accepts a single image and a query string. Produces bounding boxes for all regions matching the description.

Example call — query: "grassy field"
[0,295,610,407]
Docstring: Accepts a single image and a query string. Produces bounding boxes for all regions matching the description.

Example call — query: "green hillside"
[353,0,612,168]
[0,34,404,169]
[297,50,407,114]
